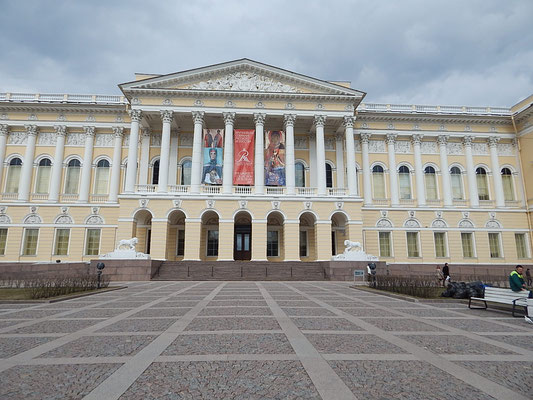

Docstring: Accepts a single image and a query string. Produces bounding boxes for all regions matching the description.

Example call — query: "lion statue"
[343,240,362,253]
[117,237,138,251]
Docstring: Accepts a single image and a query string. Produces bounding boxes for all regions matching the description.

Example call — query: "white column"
[315,115,327,196]
[309,133,317,188]
[78,126,95,203]
[488,136,505,207]
[513,139,527,207]
[222,112,235,194]
[284,114,296,195]
[190,111,204,194]
[169,130,179,185]
[125,109,142,192]
[343,116,357,196]
[138,127,151,185]
[254,113,266,194]
[48,125,67,202]
[463,136,479,207]
[361,133,372,205]
[18,125,38,201]
[108,127,124,202]
[438,135,452,206]
[158,110,173,193]
[0,125,8,191]
[411,134,425,206]
[335,133,345,189]
[386,134,399,206]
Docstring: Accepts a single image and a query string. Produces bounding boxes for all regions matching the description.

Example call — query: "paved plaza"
[0,281,531,399]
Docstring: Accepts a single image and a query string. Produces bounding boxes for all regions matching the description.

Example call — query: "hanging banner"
[202,129,224,185]
[233,129,255,185]
[265,130,285,186]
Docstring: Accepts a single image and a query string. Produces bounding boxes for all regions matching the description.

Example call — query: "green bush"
[373,275,441,298]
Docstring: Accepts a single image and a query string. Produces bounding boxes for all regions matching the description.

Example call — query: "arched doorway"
[201,211,219,259]
[234,211,252,260]
[133,210,153,254]
[168,210,186,260]
[299,212,316,260]
[331,212,348,256]
[267,211,284,260]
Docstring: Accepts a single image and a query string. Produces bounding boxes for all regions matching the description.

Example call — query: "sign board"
[353,270,365,277]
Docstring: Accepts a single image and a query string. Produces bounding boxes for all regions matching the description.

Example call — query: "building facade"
[0,59,532,267]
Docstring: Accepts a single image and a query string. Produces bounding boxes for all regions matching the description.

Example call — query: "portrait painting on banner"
[265,130,285,186]
[203,129,224,185]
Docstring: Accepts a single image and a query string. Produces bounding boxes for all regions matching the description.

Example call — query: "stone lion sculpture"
[117,237,138,251]
[343,240,362,253]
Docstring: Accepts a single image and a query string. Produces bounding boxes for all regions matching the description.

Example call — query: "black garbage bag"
[441,281,459,297]
[466,281,484,298]
[453,282,468,299]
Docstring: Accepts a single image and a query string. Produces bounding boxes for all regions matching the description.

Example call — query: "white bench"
[469,287,529,317]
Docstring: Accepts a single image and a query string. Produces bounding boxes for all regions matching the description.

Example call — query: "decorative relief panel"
[294,136,308,150]
[368,140,386,153]
[458,219,474,228]
[353,139,361,152]
[8,132,27,145]
[420,141,438,154]
[66,133,86,146]
[37,132,57,146]
[472,143,488,155]
[151,133,162,147]
[185,72,302,93]
[86,215,104,225]
[55,215,73,224]
[485,220,502,229]
[324,137,335,151]
[376,218,393,228]
[497,143,515,156]
[394,141,411,154]
[94,134,114,147]
[431,219,448,228]
[23,214,42,224]
[122,135,130,147]
[179,133,193,147]
[404,218,421,228]
[446,142,463,155]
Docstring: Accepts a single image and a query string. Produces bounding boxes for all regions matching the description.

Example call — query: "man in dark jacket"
[442,263,450,285]
[509,265,532,298]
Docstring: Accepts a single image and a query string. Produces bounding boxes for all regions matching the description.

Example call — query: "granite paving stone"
[185,317,281,331]
[274,300,319,307]
[393,308,461,317]
[0,320,31,329]
[0,336,57,358]
[281,307,337,316]
[207,300,268,307]
[64,308,130,318]
[427,318,529,332]
[482,335,533,351]
[291,317,364,331]
[98,318,177,332]
[199,307,273,316]
[341,307,401,317]
[398,334,517,354]
[130,307,192,318]
[10,319,106,334]
[360,317,442,332]
[305,333,407,354]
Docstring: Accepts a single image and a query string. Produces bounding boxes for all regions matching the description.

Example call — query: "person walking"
[436,266,444,286]
[442,263,450,287]
[526,268,532,287]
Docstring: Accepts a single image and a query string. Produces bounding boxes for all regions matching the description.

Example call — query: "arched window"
[398,165,411,200]
[501,168,514,201]
[295,162,305,187]
[5,158,22,193]
[450,166,464,200]
[325,163,333,188]
[152,159,160,185]
[424,166,437,200]
[181,160,192,186]
[94,159,110,195]
[476,167,489,200]
[35,158,52,194]
[372,165,385,199]
[64,159,81,194]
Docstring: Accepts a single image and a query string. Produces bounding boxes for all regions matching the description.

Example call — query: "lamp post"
[96,262,105,289]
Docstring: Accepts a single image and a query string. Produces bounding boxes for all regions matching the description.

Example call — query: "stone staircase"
[152,261,329,281]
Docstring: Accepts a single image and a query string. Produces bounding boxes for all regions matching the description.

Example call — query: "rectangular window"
[379,232,391,257]
[22,228,39,256]
[488,233,501,258]
[267,230,279,257]
[176,229,185,256]
[425,174,438,200]
[85,229,101,256]
[0,228,7,256]
[54,229,70,255]
[461,232,474,258]
[434,232,447,258]
[515,233,528,259]
[299,230,308,257]
[207,230,218,257]
[372,173,385,199]
[406,232,419,257]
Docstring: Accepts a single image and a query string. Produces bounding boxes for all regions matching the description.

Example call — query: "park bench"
[468,287,529,317]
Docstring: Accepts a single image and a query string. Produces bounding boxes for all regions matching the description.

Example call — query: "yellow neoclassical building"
[0,59,532,269]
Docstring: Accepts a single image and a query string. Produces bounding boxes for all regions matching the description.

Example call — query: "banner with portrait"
[202,129,224,185]
[233,129,255,185]
[264,130,285,186]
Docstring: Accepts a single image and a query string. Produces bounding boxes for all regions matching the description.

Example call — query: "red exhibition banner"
[233,129,255,185]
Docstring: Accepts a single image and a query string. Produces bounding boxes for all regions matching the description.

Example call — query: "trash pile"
[441,281,484,299]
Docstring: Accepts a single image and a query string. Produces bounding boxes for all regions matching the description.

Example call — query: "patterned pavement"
[0,281,531,400]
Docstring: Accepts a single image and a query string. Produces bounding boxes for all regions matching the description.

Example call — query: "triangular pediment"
[120,59,365,98]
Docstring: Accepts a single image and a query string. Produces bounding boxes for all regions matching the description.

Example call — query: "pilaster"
[218,220,235,261]
[283,221,300,261]
[183,219,201,260]
[315,221,332,261]
[251,221,267,261]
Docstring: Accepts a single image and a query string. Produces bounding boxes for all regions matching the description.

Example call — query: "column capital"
[314,114,327,127]
[83,126,95,137]
[463,135,475,146]
[253,113,266,125]
[411,134,423,145]
[141,127,151,137]
[24,124,39,136]
[54,125,67,137]
[284,114,297,127]
[487,136,500,147]
[129,109,142,122]
[343,115,355,128]
[360,132,371,144]
[223,112,236,125]
[160,110,173,123]
[386,133,397,145]
[191,111,204,125]
[112,126,124,138]
[0,124,8,136]
[335,132,344,142]
[437,135,449,146]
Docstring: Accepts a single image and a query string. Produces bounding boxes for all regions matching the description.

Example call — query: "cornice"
[0,103,128,114]
[356,112,512,126]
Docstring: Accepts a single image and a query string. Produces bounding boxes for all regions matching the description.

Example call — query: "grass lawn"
[0,287,113,301]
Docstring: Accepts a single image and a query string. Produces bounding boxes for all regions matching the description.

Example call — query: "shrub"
[373,275,441,298]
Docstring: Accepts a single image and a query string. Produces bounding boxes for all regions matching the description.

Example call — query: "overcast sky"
[1,0,532,107]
